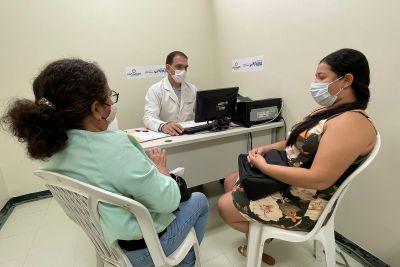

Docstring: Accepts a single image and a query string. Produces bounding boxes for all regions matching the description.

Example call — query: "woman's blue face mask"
[309,76,344,106]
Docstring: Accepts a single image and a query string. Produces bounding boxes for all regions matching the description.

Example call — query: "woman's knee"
[217,193,231,220]
[224,171,239,192]
[189,192,209,212]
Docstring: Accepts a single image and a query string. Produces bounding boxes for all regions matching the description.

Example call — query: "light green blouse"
[41,129,180,246]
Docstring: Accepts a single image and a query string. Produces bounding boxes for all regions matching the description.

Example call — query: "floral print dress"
[232,113,369,231]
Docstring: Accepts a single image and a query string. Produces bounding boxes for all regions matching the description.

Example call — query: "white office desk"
[141,121,284,187]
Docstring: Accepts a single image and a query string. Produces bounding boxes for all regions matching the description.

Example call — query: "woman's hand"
[146,147,170,175]
[247,153,268,169]
[146,147,167,167]
[248,146,266,158]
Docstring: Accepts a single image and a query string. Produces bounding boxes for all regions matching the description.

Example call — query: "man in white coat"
[143,51,197,135]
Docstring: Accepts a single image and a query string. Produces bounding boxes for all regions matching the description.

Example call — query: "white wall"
[0,168,10,210]
[0,0,213,197]
[1,0,398,264]
[212,0,399,265]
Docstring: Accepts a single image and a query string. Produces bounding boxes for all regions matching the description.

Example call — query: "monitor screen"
[194,87,239,123]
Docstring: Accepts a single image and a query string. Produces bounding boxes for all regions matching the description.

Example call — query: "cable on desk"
[249,132,253,150]
[247,133,250,151]
[247,132,253,151]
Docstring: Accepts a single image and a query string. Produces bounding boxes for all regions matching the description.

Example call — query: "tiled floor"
[0,182,363,267]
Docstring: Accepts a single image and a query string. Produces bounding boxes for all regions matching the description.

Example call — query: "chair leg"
[314,240,325,262]
[192,239,201,267]
[246,223,264,267]
[315,225,336,267]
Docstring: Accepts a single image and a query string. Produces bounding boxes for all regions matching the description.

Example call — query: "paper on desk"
[125,128,169,143]
[178,120,208,128]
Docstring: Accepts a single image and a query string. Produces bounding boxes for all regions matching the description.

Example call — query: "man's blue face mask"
[309,76,344,106]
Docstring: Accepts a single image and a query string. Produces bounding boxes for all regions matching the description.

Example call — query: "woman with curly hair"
[2,58,208,267]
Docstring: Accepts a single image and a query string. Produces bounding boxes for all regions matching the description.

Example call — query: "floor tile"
[298,246,366,267]
[200,229,225,262]
[28,219,79,255]
[202,254,232,267]
[0,195,367,267]
[205,225,245,255]
[0,211,45,239]
[40,199,72,226]
[24,247,75,267]
[264,239,315,267]
[224,247,294,267]
[8,199,51,218]
[0,233,35,263]
[73,230,97,267]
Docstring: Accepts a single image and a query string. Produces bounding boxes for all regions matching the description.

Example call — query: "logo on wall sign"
[232,62,241,70]
[250,60,263,67]
[127,65,167,79]
[232,56,263,72]
[154,68,167,74]
[127,68,141,78]
[145,68,166,74]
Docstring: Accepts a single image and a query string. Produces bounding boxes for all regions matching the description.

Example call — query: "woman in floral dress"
[217,48,377,265]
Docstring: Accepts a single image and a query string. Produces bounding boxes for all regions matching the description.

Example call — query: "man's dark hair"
[166,51,188,65]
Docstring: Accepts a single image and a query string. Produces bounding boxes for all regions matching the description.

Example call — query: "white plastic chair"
[246,133,381,267]
[34,167,201,267]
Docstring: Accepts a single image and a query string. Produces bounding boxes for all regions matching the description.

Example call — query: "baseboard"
[335,231,390,267]
[0,191,390,266]
[0,199,14,231]
[0,190,52,231]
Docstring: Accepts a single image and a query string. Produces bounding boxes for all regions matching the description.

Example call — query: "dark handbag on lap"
[170,173,192,202]
[238,149,289,201]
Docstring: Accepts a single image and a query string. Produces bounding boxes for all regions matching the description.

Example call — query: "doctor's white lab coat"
[143,77,197,131]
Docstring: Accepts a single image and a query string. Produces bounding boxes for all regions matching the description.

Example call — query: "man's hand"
[161,122,184,136]
[146,147,170,176]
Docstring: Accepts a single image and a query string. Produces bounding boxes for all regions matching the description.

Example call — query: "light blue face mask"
[309,76,344,106]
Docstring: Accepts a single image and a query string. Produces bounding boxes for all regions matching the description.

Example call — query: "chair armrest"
[170,167,184,177]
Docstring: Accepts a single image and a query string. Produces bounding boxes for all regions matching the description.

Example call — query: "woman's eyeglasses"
[111,90,119,104]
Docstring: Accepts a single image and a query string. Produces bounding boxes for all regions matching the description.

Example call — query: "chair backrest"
[307,133,381,236]
[34,170,169,267]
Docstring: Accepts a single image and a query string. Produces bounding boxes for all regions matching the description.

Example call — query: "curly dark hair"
[287,48,371,146]
[1,59,108,160]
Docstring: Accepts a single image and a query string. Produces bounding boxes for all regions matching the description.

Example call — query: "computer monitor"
[194,87,239,130]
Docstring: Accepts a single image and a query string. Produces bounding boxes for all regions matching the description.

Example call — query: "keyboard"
[183,123,213,134]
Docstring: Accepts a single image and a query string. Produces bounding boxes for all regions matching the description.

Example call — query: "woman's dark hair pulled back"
[287,48,371,146]
[1,58,108,159]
